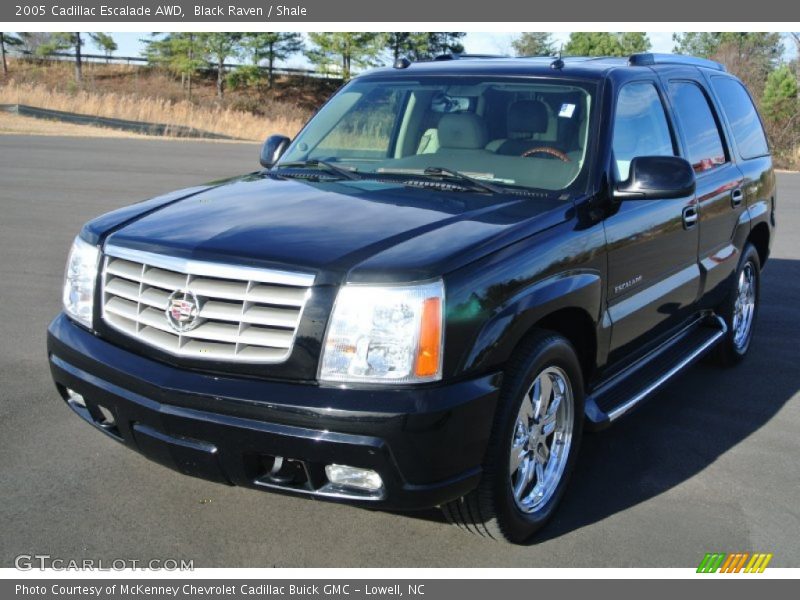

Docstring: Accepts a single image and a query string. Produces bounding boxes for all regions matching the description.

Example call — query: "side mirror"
[613,156,696,201]
[260,135,291,168]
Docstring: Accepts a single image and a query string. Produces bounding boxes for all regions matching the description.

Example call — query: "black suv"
[49,53,775,543]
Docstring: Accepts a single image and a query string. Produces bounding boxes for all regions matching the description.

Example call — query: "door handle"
[731,188,744,207]
[682,206,698,229]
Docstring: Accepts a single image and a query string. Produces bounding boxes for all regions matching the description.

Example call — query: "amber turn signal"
[415,297,442,378]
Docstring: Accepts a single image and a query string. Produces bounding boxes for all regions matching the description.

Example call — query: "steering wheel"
[521,146,571,162]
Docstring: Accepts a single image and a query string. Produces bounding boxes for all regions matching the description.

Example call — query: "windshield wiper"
[421,167,505,194]
[274,160,361,181]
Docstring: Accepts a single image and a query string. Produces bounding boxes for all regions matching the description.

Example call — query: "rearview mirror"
[613,156,696,201]
[260,135,291,168]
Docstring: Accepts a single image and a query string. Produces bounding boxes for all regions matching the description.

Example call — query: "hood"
[104,174,571,283]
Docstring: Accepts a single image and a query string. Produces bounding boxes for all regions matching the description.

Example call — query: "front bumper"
[47,314,502,510]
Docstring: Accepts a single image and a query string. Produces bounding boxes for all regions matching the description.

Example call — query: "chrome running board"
[584,315,728,429]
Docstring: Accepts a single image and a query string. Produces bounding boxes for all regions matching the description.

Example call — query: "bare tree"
[18,32,53,55]
[1,32,23,76]
[791,33,800,98]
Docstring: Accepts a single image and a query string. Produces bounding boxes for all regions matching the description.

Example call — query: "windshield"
[277,76,596,192]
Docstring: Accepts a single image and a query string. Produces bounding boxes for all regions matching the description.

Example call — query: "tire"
[442,330,584,543]
[710,243,761,366]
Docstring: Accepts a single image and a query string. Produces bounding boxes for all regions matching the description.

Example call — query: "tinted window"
[280,77,597,192]
[612,82,674,180]
[314,86,406,158]
[711,77,769,159]
[669,82,727,172]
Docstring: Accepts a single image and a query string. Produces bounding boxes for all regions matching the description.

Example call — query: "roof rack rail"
[628,52,726,72]
[432,53,508,61]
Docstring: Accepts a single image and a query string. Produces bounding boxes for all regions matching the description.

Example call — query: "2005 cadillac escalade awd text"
[48,53,776,543]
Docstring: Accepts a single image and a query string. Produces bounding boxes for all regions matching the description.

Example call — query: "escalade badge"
[166,290,201,333]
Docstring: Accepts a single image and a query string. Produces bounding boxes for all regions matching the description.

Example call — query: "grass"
[0,59,339,141]
[0,80,305,141]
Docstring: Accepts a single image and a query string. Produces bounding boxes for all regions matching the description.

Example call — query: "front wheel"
[442,331,584,543]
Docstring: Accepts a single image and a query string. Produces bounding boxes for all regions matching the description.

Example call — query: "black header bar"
[2,0,797,22]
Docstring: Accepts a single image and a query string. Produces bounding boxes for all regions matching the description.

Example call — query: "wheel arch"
[461,270,602,385]
[748,221,770,267]
[528,307,597,386]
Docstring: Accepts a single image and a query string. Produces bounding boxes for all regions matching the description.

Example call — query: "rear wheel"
[442,331,584,543]
[711,244,761,365]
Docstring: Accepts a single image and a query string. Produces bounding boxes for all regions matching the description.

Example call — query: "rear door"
[705,74,774,304]
[603,78,701,367]
[659,69,746,308]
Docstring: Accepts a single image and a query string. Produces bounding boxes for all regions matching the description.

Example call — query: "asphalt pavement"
[1,135,798,567]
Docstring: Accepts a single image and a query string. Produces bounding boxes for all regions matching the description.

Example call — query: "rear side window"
[711,77,769,159]
[612,82,675,181]
[668,82,727,173]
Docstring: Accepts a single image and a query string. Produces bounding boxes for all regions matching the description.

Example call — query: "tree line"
[0,32,466,98]
[143,32,466,98]
[1,31,798,165]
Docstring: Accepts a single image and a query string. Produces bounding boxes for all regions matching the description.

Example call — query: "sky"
[87,31,680,67]
[88,31,794,68]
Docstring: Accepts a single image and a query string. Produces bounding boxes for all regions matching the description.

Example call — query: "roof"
[358,53,726,80]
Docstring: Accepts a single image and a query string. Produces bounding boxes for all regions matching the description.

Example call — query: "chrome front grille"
[100,245,314,363]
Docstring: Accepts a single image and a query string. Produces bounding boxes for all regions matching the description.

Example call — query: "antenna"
[551,45,565,70]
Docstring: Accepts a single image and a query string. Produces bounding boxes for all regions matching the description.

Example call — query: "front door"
[603,79,701,368]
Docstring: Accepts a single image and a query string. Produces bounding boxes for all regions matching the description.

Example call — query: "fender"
[461,269,603,374]
[745,198,772,230]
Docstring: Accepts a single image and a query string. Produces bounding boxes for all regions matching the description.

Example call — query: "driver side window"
[613,82,675,181]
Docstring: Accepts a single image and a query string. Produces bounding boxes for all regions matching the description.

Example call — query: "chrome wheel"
[732,262,756,350]
[509,366,574,514]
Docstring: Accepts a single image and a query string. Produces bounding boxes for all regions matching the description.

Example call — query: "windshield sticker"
[559,103,576,118]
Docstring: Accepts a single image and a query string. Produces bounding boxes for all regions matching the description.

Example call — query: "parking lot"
[1,134,798,567]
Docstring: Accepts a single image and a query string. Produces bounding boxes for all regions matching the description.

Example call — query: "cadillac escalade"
[48,53,776,543]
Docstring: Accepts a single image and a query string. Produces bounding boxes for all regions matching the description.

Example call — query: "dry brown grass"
[0,58,338,141]
[5,58,337,111]
[0,79,306,141]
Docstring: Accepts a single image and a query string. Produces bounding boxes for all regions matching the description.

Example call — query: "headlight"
[319,280,444,384]
[62,236,99,329]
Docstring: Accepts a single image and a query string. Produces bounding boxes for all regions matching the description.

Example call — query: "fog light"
[325,464,383,491]
[66,388,86,408]
[96,405,116,427]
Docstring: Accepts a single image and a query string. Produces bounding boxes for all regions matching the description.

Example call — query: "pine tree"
[89,33,117,62]
[307,33,385,81]
[145,33,207,100]
[511,33,555,57]
[762,65,799,122]
[198,33,242,99]
[564,32,650,57]
[386,33,430,61]
[424,33,466,58]
[240,33,303,87]
[37,32,83,83]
